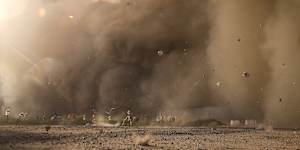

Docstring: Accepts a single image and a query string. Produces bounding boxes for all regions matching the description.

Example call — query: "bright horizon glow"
[0,0,28,21]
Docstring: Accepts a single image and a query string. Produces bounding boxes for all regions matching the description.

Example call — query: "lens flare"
[0,0,28,21]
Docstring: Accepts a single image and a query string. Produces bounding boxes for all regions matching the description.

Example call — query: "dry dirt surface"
[0,126,299,149]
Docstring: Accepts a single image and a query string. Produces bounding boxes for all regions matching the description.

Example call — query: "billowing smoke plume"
[0,0,300,127]
[1,0,211,116]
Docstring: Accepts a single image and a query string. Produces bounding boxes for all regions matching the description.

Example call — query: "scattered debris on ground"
[0,126,299,149]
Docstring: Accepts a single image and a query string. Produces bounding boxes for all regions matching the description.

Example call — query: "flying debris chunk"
[216,81,221,87]
[18,112,28,118]
[157,50,164,56]
[279,98,283,102]
[16,112,28,125]
[242,72,250,78]
[237,38,241,42]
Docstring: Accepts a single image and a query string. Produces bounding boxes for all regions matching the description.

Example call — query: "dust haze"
[0,0,299,128]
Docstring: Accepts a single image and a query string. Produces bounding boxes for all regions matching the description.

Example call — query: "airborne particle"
[216,81,221,87]
[242,72,250,78]
[157,50,164,56]
[45,126,51,133]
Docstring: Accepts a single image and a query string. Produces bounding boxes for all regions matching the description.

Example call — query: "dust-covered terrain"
[0,126,299,149]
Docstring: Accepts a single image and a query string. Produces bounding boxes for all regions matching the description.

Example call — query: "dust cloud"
[263,0,300,128]
[0,0,299,127]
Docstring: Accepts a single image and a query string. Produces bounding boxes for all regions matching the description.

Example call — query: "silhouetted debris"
[157,50,164,56]
[216,81,221,87]
[242,72,250,78]
[16,112,28,125]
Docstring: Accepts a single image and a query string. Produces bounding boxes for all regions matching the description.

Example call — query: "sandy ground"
[0,126,299,150]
